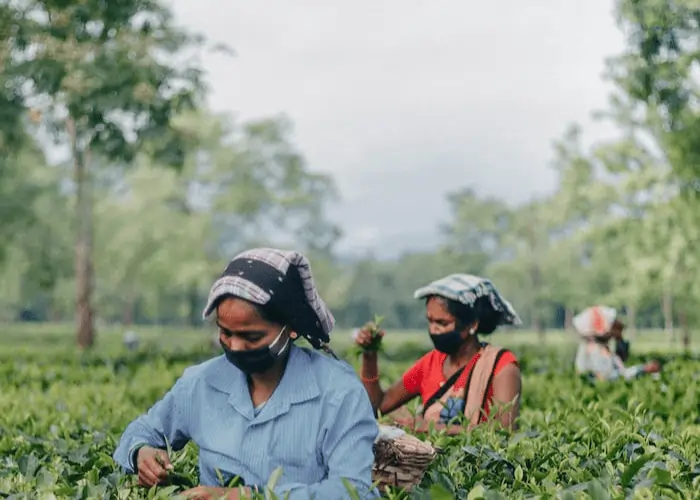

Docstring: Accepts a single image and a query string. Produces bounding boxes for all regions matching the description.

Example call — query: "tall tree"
[601,0,700,346]
[0,144,72,322]
[203,114,341,255]
[442,187,512,261]
[612,0,700,193]
[93,161,211,325]
[89,110,341,326]
[0,135,44,263]
[2,0,208,347]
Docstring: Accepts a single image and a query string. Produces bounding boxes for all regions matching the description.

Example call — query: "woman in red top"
[355,274,522,434]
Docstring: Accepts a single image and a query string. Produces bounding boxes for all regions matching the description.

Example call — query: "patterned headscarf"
[203,248,336,353]
[413,273,522,326]
[572,306,617,338]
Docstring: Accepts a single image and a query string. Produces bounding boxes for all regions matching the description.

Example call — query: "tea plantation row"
[0,329,698,499]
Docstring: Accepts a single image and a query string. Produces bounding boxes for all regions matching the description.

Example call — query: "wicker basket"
[372,425,437,492]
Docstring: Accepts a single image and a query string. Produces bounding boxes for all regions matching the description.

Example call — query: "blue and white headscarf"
[414,273,521,326]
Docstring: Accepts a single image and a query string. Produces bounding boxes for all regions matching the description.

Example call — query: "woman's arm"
[113,370,193,472]
[491,362,521,431]
[618,362,645,380]
[360,351,418,415]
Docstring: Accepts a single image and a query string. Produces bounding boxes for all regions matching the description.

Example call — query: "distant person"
[573,305,661,381]
[113,248,378,500]
[123,330,139,351]
[354,274,523,434]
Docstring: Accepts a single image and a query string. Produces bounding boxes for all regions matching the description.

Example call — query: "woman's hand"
[354,327,384,351]
[181,486,251,500]
[136,446,173,487]
[353,315,386,353]
[393,415,418,429]
[643,360,661,373]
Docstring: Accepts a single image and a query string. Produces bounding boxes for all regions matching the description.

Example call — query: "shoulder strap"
[420,364,466,417]
[463,345,508,428]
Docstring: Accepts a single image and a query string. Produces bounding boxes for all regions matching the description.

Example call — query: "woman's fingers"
[355,329,371,345]
[138,467,160,487]
[135,446,174,487]
[139,457,167,486]
[355,328,385,346]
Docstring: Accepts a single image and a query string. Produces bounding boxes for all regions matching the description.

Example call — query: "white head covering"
[572,306,617,338]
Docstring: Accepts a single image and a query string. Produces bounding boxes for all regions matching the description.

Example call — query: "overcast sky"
[170,0,626,257]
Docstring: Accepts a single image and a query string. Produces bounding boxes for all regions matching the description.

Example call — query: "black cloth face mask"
[429,327,466,355]
[220,326,290,374]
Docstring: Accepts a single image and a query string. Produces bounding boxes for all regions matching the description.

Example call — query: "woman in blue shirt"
[113,248,378,500]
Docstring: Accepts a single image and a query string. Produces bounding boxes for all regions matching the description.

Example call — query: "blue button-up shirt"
[113,345,379,499]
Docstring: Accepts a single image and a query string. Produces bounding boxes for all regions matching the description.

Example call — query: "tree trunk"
[529,259,545,341]
[532,310,545,340]
[70,118,95,349]
[49,305,61,322]
[187,281,199,326]
[662,290,673,341]
[626,304,637,338]
[531,315,541,333]
[564,308,573,331]
[678,310,690,352]
[122,292,135,326]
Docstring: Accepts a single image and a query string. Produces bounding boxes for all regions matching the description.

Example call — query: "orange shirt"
[402,348,518,422]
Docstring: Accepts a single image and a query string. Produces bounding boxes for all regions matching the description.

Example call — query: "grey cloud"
[172,0,626,256]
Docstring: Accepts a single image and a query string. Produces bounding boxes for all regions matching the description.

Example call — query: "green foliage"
[0,330,698,498]
[606,5,700,242]
[0,135,47,264]
[0,107,342,325]
[1,0,700,342]
[2,0,208,167]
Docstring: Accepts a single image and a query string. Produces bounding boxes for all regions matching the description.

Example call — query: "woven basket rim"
[372,431,437,491]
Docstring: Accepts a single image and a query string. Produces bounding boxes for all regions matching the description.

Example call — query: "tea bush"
[0,330,698,499]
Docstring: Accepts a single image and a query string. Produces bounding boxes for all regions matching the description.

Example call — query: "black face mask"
[220,326,290,375]
[430,328,465,355]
